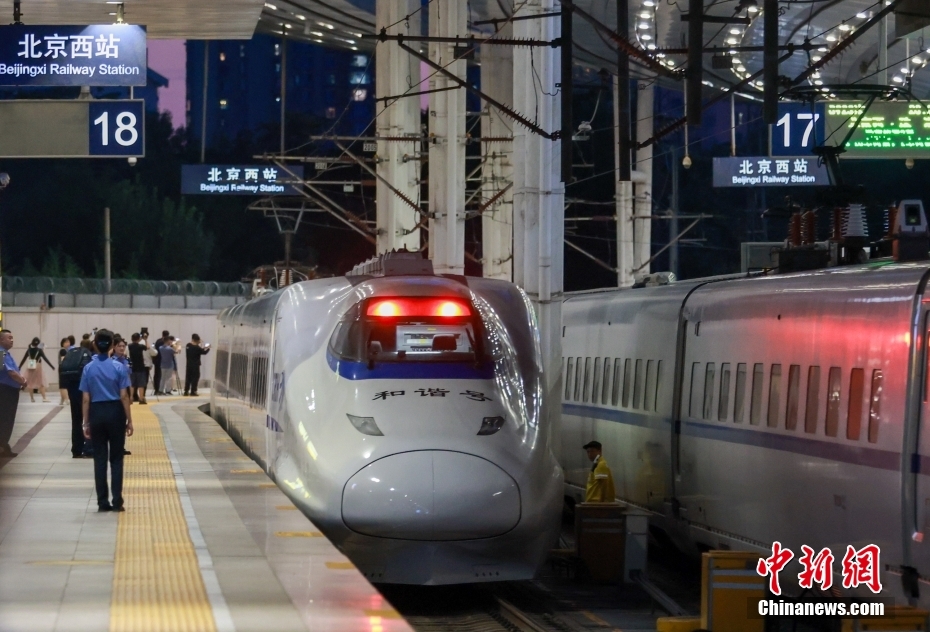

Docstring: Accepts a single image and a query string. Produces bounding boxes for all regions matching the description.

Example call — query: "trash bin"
[701,550,765,632]
[575,502,625,582]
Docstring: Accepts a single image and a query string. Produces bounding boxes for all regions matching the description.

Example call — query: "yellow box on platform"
[656,615,702,632]
[841,605,929,631]
[701,550,765,632]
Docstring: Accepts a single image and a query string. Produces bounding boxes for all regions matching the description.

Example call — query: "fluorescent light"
[641,34,652,40]
[644,0,656,5]
[856,12,867,19]
[640,11,651,18]
[730,28,741,35]
[264,2,277,9]
[297,14,306,20]
[839,24,851,32]
[747,5,758,12]
[812,55,822,61]
[310,31,323,36]
[893,75,904,83]
[647,43,657,50]
[737,65,746,72]
[814,80,823,85]
[826,34,837,42]
[726,37,738,45]
[638,22,650,29]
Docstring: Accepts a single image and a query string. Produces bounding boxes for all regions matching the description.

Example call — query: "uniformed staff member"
[81,329,133,512]
[583,440,616,503]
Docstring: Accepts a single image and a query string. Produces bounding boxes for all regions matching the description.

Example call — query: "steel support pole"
[200,42,209,163]
[615,0,634,286]
[879,13,888,85]
[280,37,287,156]
[512,0,563,459]
[481,25,514,281]
[634,80,654,277]
[104,207,111,293]
[762,0,778,123]
[428,0,466,274]
[376,0,421,253]
[670,145,680,276]
[561,5,573,183]
[686,0,703,125]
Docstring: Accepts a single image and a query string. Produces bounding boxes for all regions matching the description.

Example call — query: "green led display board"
[824,101,930,158]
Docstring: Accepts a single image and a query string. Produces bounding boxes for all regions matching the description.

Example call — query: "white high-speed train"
[561,258,930,603]
[211,252,562,585]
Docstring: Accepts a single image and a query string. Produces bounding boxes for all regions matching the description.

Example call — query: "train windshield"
[329,297,487,364]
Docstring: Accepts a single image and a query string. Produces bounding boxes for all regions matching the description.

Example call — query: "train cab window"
[805,367,821,434]
[574,357,583,401]
[734,363,747,423]
[592,358,603,404]
[869,369,883,443]
[689,362,702,418]
[767,364,782,427]
[645,360,657,411]
[825,367,842,437]
[785,365,801,431]
[703,363,716,420]
[623,359,633,407]
[718,363,731,421]
[582,358,592,403]
[602,359,612,406]
[611,359,622,406]
[847,368,865,441]
[633,359,645,409]
[565,358,574,400]
[750,363,764,425]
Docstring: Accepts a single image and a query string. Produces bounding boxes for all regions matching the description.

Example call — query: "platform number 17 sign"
[772,103,825,157]
[88,100,144,157]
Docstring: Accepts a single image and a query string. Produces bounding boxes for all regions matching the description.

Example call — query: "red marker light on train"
[367,298,471,317]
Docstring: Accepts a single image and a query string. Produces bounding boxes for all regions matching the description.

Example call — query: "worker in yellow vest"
[583,440,616,503]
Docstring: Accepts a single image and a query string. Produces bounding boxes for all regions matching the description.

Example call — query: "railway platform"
[0,396,411,632]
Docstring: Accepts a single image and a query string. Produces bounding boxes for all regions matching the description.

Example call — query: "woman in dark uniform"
[20,337,54,403]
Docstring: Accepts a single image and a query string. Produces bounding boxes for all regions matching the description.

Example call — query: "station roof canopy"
[257,0,930,101]
[0,0,266,39]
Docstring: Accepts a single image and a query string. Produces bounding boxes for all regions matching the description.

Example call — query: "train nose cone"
[342,451,520,540]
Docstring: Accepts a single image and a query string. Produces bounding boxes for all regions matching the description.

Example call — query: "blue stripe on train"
[563,403,902,473]
[326,351,494,380]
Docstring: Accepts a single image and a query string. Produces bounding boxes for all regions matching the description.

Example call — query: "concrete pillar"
[427,0,466,274]
[375,0,421,253]
[634,80,654,277]
[615,76,635,287]
[480,26,514,281]
[512,0,563,457]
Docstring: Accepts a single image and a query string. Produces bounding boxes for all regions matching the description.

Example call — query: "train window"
[623,359,633,407]
[734,363,747,423]
[785,365,801,431]
[633,359,645,409]
[574,358,582,402]
[718,363,731,421]
[767,364,782,427]
[869,369,883,443]
[582,358,592,403]
[825,367,842,437]
[645,360,657,411]
[703,363,716,420]
[565,358,574,400]
[655,361,663,411]
[689,362,701,418]
[805,366,821,434]
[592,358,603,404]
[611,359,622,406]
[602,359,611,405]
[750,363,764,425]
[847,368,865,441]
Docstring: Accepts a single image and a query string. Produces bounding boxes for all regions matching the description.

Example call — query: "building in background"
[186,34,373,151]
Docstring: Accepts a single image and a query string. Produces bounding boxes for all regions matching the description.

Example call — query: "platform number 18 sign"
[88,100,144,157]
[772,103,825,157]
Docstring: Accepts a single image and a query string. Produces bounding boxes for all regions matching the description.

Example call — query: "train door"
[911,306,930,590]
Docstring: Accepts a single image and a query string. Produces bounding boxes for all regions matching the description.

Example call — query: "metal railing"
[2,276,251,297]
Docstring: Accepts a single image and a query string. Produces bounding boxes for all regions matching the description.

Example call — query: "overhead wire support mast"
[473,12,561,28]
[366,31,560,47]
[396,42,560,140]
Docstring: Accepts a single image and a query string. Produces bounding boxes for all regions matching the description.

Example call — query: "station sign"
[824,101,930,158]
[772,103,826,156]
[0,99,143,157]
[0,25,146,87]
[181,165,305,196]
[712,156,830,187]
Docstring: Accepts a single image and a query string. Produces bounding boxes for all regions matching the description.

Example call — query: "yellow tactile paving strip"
[110,406,217,632]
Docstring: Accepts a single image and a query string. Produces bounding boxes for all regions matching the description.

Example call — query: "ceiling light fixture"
[264,2,278,9]
[826,34,837,42]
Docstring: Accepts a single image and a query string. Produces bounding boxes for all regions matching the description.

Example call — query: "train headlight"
[346,414,384,436]
[477,416,505,436]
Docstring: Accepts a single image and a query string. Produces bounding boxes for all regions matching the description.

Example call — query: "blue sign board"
[713,156,830,187]
[772,103,826,156]
[88,100,144,156]
[0,24,146,87]
[181,165,305,196]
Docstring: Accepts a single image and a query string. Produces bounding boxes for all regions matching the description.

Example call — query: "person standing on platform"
[127,334,149,405]
[0,330,25,457]
[184,334,210,396]
[81,329,133,512]
[60,338,94,458]
[582,441,616,503]
[58,338,70,406]
[153,330,169,394]
[158,336,179,394]
[21,338,54,403]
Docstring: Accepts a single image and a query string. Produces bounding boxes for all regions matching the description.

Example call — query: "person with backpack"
[60,338,94,458]
[81,329,133,512]
[21,337,54,403]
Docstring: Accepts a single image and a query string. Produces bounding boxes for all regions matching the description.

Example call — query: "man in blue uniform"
[0,329,25,457]
[81,329,133,512]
